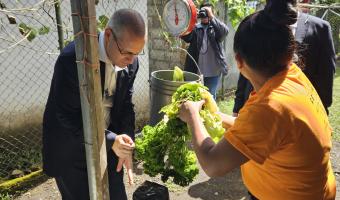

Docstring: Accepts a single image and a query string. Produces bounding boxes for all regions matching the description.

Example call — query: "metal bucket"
[149,70,201,126]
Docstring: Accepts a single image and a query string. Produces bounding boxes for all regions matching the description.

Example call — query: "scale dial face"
[163,0,192,36]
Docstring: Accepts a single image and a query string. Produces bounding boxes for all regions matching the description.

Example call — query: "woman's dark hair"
[233,0,298,77]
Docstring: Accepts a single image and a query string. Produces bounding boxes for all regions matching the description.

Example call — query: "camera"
[197,8,208,18]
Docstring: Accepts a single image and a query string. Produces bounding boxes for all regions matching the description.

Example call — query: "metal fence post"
[54,0,64,51]
[69,0,110,199]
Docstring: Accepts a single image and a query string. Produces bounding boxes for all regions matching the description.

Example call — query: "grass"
[329,65,340,141]
[217,98,234,115]
[0,119,42,180]
[0,170,48,198]
[0,193,12,200]
[0,145,42,181]
[217,64,340,142]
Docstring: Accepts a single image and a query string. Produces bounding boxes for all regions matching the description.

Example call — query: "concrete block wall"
[147,0,239,91]
[147,0,186,73]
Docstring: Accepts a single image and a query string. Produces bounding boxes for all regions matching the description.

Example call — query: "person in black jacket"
[233,1,336,116]
[181,2,229,99]
[42,9,146,200]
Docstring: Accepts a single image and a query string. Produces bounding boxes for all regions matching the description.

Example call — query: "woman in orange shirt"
[179,0,336,199]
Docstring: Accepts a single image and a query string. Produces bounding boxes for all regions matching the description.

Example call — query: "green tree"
[225,0,256,28]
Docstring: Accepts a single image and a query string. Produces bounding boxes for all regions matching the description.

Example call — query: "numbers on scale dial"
[165,0,190,35]
[174,1,179,25]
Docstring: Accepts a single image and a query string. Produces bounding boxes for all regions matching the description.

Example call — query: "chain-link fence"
[308,3,340,54]
[0,0,149,181]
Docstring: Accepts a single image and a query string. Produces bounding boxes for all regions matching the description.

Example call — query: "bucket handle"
[170,46,204,84]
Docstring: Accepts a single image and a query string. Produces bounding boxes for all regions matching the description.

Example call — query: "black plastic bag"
[133,181,169,200]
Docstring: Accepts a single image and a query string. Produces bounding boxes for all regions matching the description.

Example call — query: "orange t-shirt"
[225,64,336,200]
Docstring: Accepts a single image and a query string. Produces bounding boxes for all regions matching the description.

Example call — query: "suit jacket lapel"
[295,13,309,43]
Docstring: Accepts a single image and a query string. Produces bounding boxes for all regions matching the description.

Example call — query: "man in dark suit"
[233,3,336,116]
[42,9,146,200]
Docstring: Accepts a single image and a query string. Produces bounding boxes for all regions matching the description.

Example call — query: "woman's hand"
[216,111,236,129]
[179,100,205,125]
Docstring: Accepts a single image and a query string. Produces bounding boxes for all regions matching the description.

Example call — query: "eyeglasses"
[110,29,144,56]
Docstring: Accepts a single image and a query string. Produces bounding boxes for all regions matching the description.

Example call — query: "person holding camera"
[181,2,229,99]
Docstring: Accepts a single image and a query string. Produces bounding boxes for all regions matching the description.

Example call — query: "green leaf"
[18,23,37,41]
[27,29,37,41]
[63,38,72,48]
[226,0,257,28]
[97,15,109,31]
[38,26,50,35]
[136,82,224,186]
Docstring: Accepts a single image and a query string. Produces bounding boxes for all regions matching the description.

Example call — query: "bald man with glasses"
[42,9,146,200]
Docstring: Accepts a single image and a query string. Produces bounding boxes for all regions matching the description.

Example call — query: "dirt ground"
[15,141,340,200]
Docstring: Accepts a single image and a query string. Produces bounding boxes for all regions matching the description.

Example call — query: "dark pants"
[55,157,127,200]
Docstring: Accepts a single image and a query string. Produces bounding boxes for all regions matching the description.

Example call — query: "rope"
[71,12,100,104]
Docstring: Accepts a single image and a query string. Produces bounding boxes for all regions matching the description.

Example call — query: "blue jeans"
[204,75,220,99]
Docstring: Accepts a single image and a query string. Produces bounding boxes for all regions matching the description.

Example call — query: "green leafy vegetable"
[173,66,184,82]
[136,82,225,186]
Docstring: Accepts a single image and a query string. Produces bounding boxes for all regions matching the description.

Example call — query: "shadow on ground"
[187,168,248,200]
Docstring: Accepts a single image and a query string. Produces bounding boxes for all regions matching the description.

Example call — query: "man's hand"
[112,134,135,159]
[116,156,134,185]
[113,134,135,185]
[202,6,214,19]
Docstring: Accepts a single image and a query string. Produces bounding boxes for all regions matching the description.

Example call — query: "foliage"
[195,0,258,28]
[0,193,12,200]
[329,64,340,141]
[38,26,50,35]
[97,15,109,32]
[136,119,198,186]
[195,0,220,7]
[62,14,110,48]
[136,82,225,186]
[312,0,337,4]
[225,0,256,28]
[63,37,73,48]
[18,23,37,42]
[0,170,46,197]
[7,2,109,45]
[0,148,41,181]
[310,0,340,53]
[217,98,234,115]
[18,23,50,42]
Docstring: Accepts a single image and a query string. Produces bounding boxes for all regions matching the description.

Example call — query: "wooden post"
[69,0,110,199]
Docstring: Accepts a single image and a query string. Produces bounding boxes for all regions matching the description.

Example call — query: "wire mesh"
[0,0,149,181]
